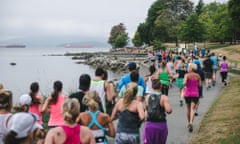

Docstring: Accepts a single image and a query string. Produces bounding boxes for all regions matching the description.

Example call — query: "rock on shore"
[65,52,134,73]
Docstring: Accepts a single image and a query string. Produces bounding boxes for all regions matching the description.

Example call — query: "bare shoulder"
[46,127,65,142]
[49,127,64,135]
[80,125,92,135]
[100,113,110,119]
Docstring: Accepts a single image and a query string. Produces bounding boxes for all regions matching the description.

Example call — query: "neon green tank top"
[159,68,170,85]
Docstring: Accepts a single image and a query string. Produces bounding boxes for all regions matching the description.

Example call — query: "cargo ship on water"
[0,44,26,48]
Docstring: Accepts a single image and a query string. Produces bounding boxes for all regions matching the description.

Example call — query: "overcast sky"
[0,0,228,46]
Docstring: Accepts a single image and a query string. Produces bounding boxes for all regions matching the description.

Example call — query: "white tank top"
[146,76,153,94]
[90,80,106,113]
[0,113,12,144]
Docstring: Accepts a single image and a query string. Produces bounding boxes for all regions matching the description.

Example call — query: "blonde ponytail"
[122,82,138,109]
[83,91,101,112]
[62,98,79,124]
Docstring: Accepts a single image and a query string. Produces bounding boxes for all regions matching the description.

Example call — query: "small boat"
[10,62,16,66]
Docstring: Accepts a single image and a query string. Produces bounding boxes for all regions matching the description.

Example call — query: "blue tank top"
[87,111,107,144]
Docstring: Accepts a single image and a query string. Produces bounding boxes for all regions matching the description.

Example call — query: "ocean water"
[0,47,121,103]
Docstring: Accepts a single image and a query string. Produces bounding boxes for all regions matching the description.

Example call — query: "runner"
[166,58,175,87]
[111,82,145,144]
[176,59,187,106]
[203,54,213,90]
[219,56,229,86]
[29,82,44,125]
[117,62,146,95]
[183,63,201,132]
[144,65,156,95]
[0,89,13,144]
[143,79,172,144]
[45,98,95,144]
[4,112,45,144]
[210,53,218,86]
[69,74,91,112]
[156,60,171,96]
[118,71,144,102]
[42,80,66,129]
[102,70,116,116]
[90,67,114,113]
[77,91,115,144]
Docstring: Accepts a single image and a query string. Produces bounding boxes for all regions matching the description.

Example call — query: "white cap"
[7,112,43,138]
[19,94,32,106]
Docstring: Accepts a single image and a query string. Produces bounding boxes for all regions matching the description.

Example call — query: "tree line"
[108,0,240,49]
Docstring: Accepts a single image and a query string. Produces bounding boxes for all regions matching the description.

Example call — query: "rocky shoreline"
[65,52,148,74]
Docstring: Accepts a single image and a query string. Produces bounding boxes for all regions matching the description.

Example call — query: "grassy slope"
[189,77,240,144]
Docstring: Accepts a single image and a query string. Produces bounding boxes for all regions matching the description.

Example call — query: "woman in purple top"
[219,56,228,86]
[183,63,201,132]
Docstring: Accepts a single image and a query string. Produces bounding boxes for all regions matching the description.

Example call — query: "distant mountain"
[59,41,110,48]
[0,35,110,47]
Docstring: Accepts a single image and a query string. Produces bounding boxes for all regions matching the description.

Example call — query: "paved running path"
[107,64,223,144]
[166,77,222,144]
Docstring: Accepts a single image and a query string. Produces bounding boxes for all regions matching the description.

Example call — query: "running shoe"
[195,112,198,116]
[212,81,216,86]
[188,124,193,132]
[180,100,183,107]
[208,85,211,89]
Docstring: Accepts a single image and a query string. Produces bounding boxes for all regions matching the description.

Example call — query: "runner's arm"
[137,101,145,121]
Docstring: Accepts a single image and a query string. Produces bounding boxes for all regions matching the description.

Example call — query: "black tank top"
[117,109,141,133]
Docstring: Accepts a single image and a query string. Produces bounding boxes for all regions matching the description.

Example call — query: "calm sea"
[0,47,121,103]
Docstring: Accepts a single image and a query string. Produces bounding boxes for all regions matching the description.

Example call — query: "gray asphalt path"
[107,73,223,144]
[166,78,222,144]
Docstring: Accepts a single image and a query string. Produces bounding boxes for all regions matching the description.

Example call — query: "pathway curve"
[108,64,223,144]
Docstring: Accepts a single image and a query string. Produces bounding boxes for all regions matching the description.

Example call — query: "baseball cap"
[19,94,32,106]
[7,112,43,138]
[79,74,91,91]
[128,62,137,70]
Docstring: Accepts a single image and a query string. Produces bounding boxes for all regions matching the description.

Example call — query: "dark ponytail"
[4,131,26,144]
[51,81,62,104]
[29,82,40,104]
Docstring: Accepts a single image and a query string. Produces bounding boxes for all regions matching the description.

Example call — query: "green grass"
[229,68,240,75]
[189,77,240,144]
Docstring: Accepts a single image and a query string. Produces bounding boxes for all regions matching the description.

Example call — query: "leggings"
[220,72,228,83]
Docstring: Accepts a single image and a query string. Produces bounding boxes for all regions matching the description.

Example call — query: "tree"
[113,33,129,48]
[196,0,204,16]
[199,2,233,42]
[132,31,143,47]
[179,13,205,43]
[228,0,240,43]
[108,23,129,48]
[151,39,166,50]
[135,0,193,46]
[141,0,167,44]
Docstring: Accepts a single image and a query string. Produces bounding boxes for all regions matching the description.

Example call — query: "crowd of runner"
[0,48,229,144]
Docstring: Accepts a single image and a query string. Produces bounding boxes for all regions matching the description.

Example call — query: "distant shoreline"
[0,45,26,48]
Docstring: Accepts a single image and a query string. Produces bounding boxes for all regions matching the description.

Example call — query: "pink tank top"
[48,95,65,126]
[184,78,199,97]
[29,96,43,124]
[61,124,82,144]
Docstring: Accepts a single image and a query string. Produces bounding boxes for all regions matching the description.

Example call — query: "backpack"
[147,94,166,122]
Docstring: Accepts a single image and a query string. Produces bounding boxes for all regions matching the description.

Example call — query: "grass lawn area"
[165,42,231,50]
[189,76,240,144]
